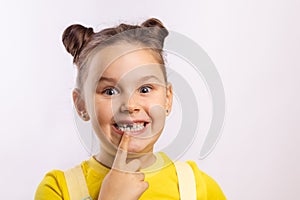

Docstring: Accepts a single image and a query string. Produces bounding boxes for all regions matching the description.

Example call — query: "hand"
[98,133,149,200]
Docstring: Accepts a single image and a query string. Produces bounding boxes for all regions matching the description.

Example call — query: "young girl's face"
[84,44,172,155]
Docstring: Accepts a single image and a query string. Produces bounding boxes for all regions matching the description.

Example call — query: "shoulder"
[34,169,68,200]
[34,157,98,200]
[186,160,227,200]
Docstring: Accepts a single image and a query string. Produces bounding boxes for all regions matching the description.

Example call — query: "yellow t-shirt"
[34,152,226,200]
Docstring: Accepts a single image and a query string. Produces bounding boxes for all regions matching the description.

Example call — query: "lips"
[112,120,150,135]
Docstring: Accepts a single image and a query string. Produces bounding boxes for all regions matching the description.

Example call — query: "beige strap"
[64,165,92,200]
[174,161,197,200]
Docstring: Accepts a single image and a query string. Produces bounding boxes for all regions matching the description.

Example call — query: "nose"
[120,93,140,113]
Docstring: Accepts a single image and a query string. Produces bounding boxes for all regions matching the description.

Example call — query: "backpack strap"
[174,161,197,200]
[64,165,92,200]
[64,162,196,200]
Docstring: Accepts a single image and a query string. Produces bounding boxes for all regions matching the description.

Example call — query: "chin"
[127,140,153,155]
[127,145,147,155]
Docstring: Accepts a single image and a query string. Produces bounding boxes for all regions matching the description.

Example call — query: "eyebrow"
[98,76,117,83]
[137,75,164,83]
[98,75,164,84]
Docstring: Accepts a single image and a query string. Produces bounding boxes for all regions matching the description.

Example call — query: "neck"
[94,147,157,169]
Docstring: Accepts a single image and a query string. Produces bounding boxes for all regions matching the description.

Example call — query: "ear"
[72,88,90,121]
[165,83,173,116]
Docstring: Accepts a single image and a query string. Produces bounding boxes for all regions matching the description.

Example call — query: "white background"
[0,0,299,199]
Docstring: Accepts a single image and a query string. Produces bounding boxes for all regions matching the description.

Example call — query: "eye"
[102,88,119,96]
[139,85,152,94]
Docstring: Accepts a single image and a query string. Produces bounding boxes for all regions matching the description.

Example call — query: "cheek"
[143,92,167,134]
[149,104,166,135]
[94,99,113,126]
[92,100,119,145]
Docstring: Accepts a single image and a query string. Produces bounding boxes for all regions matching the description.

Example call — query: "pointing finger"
[113,133,130,169]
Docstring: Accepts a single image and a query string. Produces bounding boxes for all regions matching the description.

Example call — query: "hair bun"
[62,24,94,63]
[141,18,169,39]
[141,18,164,28]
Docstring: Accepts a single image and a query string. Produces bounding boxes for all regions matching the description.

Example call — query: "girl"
[35,18,226,200]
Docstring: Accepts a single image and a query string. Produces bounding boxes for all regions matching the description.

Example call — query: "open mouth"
[113,122,149,133]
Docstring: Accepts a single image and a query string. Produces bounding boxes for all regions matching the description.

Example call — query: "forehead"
[90,44,165,82]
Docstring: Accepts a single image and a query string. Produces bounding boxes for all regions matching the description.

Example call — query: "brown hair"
[62,18,169,90]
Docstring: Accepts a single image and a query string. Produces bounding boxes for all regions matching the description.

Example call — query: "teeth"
[116,122,145,132]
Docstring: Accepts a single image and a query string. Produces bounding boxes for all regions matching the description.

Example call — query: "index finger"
[113,133,130,169]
